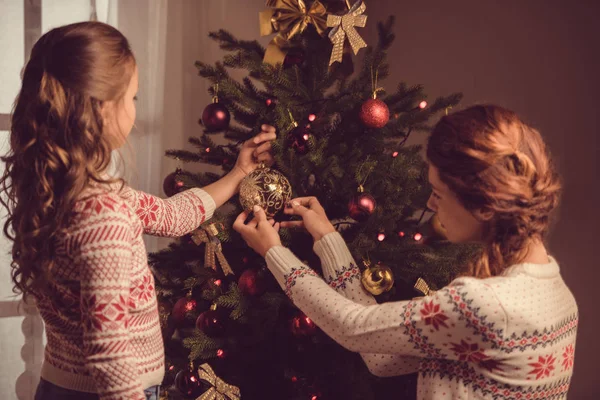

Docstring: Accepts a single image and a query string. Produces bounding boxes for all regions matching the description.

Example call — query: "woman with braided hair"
[235,105,578,399]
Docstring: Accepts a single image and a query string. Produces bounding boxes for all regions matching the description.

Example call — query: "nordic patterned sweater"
[265,232,578,400]
[36,185,216,400]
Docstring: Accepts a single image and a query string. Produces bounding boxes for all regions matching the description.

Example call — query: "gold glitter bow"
[191,223,234,276]
[414,277,434,296]
[259,0,328,65]
[326,0,368,65]
[195,363,241,400]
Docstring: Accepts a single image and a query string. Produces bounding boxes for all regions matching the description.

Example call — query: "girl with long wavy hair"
[235,105,578,399]
[0,21,276,400]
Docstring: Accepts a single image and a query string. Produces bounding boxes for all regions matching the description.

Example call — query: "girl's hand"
[280,197,336,242]
[233,205,282,257]
[234,125,277,175]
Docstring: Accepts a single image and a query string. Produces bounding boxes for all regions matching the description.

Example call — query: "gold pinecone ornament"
[239,165,292,218]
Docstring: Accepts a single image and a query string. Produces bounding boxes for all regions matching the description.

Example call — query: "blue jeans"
[35,378,160,400]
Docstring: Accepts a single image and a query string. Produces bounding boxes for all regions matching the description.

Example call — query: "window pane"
[0,0,25,114]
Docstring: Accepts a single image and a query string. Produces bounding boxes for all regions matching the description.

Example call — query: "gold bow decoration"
[195,363,241,400]
[259,0,328,65]
[414,277,435,296]
[327,0,368,65]
[191,223,234,276]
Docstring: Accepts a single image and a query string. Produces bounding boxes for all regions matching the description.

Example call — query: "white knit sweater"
[265,232,578,400]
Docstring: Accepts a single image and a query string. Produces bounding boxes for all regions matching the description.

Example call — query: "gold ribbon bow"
[259,0,328,65]
[195,363,241,400]
[191,223,234,276]
[326,0,368,65]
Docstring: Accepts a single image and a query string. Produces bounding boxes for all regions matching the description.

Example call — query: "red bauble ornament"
[196,307,226,337]
[359,98,390,128]
[287,125,312,155]
[348,191,377,222]
[163,168,184,197]
[172,297,197,328]
[290,312,317,337]
[238,267,267,296]
[201,102,231,132]
[175,368,206,398]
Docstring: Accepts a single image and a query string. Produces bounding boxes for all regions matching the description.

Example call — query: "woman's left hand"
[234,125,277,175]
[233,205,282,257]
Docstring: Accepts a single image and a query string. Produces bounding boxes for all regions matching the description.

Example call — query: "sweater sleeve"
[313,233,420,376]
[266,245,508,369]
[72,195,145,400]
[119,186,216,237]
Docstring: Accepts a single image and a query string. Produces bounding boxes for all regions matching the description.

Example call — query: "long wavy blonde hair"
[427,105,562,278]
[0,21,136,298]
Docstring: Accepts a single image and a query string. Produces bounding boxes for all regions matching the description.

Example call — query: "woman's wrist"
[229,166,248,192]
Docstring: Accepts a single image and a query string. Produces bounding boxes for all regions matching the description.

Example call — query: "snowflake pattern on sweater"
[267,232,578,399]
[36,185,215,400]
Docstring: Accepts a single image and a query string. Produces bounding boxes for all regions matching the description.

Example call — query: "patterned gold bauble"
[361,263,394,295]
[239,167,292,218]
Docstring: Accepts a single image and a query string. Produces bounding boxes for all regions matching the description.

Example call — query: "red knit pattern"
[36,186,212,400]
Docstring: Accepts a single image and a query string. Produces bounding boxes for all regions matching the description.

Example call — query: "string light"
[398,231,405,237]
[392,151,399,158]
[419,100,427,109]
[377,233,386,241]
[216,349,225,358]
[414,232,423,241]
[308,114,317,122]
[205,147,211,153]
[214,279,222,286]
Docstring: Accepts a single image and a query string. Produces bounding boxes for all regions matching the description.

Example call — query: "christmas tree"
[151,1,475,399]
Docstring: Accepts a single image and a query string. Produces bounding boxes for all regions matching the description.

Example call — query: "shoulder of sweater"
[72,188,134,223]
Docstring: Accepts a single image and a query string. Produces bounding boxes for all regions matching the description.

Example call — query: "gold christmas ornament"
[430,214,448,239]
[361,262,394,295]
[260,0,328,65]
[327,0,368,65]
[196,363,241,400]
[239,166,292,218]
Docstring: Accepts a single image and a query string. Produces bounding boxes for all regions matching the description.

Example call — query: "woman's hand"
[280,197,336,242]
[234,125,277,176]
[233,205,282,257]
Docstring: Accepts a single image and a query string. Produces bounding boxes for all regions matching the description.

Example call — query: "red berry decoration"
[175,368,206,398]
[287,125,312,155]
[196,305,225,337]
[359,98,390,128]
[238,267,267,296]
[201,102,231,132]
[290,311,317,337]
[163,168,184,197]
[348,190,377,222]
[172,297,197,328]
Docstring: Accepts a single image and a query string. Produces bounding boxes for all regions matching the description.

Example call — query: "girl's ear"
[474,207,494,221]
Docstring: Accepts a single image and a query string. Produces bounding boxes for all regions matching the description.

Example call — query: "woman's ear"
[474,207,494,221]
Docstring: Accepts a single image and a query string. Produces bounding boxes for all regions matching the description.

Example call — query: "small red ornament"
[196,305,225,337]
[359,98,389,128]
[290,312,317,337]
[201,102,231,132]
[175,368,206,398]
[265,98,276,109]
[172,297,197,328]
[287,125,312,155]
[163,168,184,197]
[238,267,267,296]
[348,190,377,222]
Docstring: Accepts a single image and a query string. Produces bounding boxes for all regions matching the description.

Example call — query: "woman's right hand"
[280,197,336,242]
